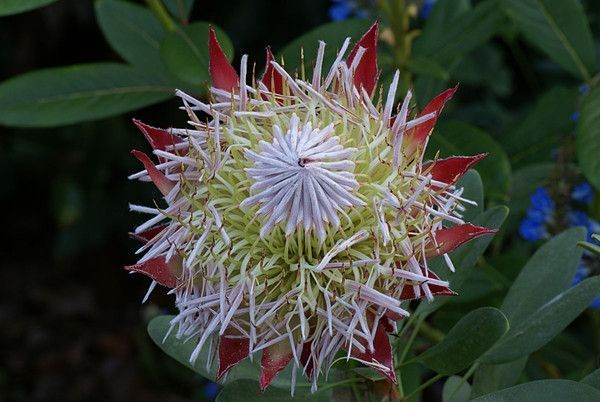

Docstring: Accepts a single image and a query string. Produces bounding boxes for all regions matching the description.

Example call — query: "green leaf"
[95,0,169,78]
[499,227,585,324]
[457,170,484,222]
[405,57,450,81]
[163,0,194,21]
[483,276,600,364]
[582,368,600,392]
[577,86,600,190]
[414,0,504,65]
[0,63,172,128]
[147,315,314,389]
[0,0,57,16]
[216,379,331,402]
[500,86,577,168]
[442,375,472,402]
[160,22,234,87]
[415,307,509,375]
[501,0,597,81]
[277,19,372,78]
[417,206,509,315]
[470,379,600,402]
[427,121,512,203]
[471,357,528,397]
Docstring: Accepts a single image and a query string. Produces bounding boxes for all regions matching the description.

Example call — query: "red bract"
[124,256,179,288]
[131,150,175,196]
[428,224,497,257]
[217,334,250,380]
[346,21,379,96]
[260,341,294,390]
[424,153,488,186]
[208,27,239,91]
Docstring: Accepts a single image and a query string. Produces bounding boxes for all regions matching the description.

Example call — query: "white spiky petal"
[128,35,474,393]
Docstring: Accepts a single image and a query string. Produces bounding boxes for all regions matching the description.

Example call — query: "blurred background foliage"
[0,0,599,401]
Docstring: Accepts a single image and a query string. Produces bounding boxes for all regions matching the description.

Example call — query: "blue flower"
[329,1,353,21]
[571,181,594,205]
[530,187,554,214]
[420,0,436,19]
[203,382,221,400]
[568,210,590,228]
[590,296,600,310]
[570,111,580,122]
[579,83,590,94]
[519,217,547,242]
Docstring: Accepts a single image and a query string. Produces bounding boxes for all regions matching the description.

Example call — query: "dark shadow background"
[0,1,333,401]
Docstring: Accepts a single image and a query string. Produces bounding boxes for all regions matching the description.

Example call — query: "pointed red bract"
[261,47,284,95]
[260,341,294,390]
[427,224,497,257]
[131,150,175,196]
[209,27,239,92]
[132,119,181,153]
[217,335,250,380]
[124,255,179,288]
[399,270,457,301]
[407,85,459,153]
[345,320,397,383]
[129,224,168,243]
[346,21,379,96]
[424,154,488,185]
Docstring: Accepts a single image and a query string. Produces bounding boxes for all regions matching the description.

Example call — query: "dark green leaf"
[500,86,577,167]
[0,63,172,128]
[417,206,509,315]
[406,57,450,81]
[415,307,509,375]
[499,227,586,324]
[414,0,504,65]
[502,0,597,81]
[470,379,600,402]
[163,0,194,21]
[216,379,331,402]
[582,368,600,392]
[277,19,372,78]
[160,22,233,87]
[95,0,169,78]
[471,357,528,397]
[427,121,512,203]
[0,0,57,16]
[483,276,600,364]
[576,86,600,190]
[456,170,484,222]
[442,375,471,402]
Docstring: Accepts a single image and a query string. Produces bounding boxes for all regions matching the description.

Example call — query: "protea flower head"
[126,21,495,393]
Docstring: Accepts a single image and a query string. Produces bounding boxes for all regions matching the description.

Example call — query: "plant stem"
[403,373,443,401]
[446,362,479,402]
[145,0,176,32]
[399,315,425,365]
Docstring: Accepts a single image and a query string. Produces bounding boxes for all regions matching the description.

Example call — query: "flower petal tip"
[259,342,294,391]
[217,335,250,381]
[208,26,239,92]
[131,149,175,196]
[346,20,379,95]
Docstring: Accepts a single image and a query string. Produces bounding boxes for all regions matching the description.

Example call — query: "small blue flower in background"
[420,0,436,19]
[590,297,600,309]
[571,265,588,286]
[328,0,369,21]
[329,0,353,21]
[519,187,555,242]
[579,83,590,94]
[572,181,594,205]
[570,111,580,122]
[203,382,221,400]
[519,217,547,242]
[530,187,555,214]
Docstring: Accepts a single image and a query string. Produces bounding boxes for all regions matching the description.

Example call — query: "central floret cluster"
[126,22,494,393]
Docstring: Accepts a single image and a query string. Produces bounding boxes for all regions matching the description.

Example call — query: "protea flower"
[126,22,495,393]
